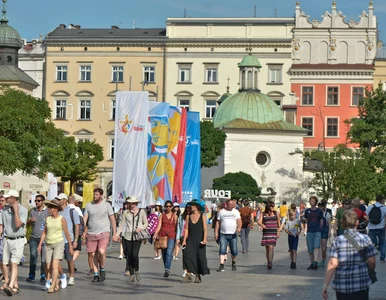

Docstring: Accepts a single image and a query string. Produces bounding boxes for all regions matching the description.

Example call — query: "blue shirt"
[304,207,323,233]
[60,206,80,243]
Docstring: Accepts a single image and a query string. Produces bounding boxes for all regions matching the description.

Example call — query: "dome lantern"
[238,53,262,91]
[0,0,22,49]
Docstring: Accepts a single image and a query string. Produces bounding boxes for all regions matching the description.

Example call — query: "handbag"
[344,233,377,284]
[155,236,168,249]
[133,209,151,241]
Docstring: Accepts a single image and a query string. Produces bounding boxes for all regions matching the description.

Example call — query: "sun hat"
[3,190,19,198]
[125,196,141,203]
[73,193,83,202]
[55,193,68,200]
[155,201,162,206]
[187,199,206,213]
[45,200,63,211]
[173,202,180,207]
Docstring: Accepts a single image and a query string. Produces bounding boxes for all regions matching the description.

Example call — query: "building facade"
[18,38,45,98]
[165,18,297,123]
[291,2,376,150]
[44,25,166,191]
[374,47,386,89]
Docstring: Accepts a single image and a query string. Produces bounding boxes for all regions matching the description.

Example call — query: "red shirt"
[353,208,367,219]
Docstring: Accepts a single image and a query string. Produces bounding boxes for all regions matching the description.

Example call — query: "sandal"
[47,287,56,294]
[3,287,20,296]
[0,283,8,291]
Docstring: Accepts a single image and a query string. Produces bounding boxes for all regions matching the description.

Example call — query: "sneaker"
[381,260,385,263]
[157,255,162,260]
[163,269,170,277]
[174,257,179,261]
[313,263,318,270]
[290,262,295,269]
[40,274,46,283]
[307,263,314,270]
[60,274,67,289]
[217,264,225,272]
[68,277,75,286]
[42,280,51,291]
[232,264,237,271]
[118,255,123,260]
[92,275,99,283]
[293,262,297,269]
[181,274,192,283]
[319,260,325,268]
[99,269,106,282]
[172,256,176,260]
[26,276,35,282]
[182,271,187,278]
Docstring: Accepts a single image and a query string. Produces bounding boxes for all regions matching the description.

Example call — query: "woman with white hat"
[115,196,148,282]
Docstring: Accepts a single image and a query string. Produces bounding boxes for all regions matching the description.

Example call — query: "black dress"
[185,214,210,275]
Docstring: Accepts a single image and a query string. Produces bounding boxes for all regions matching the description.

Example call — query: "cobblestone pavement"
[10,229,386,300]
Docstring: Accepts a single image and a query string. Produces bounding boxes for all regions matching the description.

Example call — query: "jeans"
[123,239,142,274]
[29,238,45,279]
[162,239,175,270]
[219,233,238,256]
[368,228,385,261]
[241,228,250,252]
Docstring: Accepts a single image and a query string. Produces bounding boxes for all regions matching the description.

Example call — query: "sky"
[8,0,386,41]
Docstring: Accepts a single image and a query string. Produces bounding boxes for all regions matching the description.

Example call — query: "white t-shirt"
[217,208,241,234]
[285,219,301,236]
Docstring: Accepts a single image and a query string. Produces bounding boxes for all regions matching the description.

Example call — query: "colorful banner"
[164,106,181,202]
[182,111,201,203]
[172,108,187,203]
[148,102,170,204]
[113,92,150,210]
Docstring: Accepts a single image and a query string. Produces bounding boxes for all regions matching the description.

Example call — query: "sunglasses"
[269,204,275,207]
[165,205,172,208]
[35,200,43,202]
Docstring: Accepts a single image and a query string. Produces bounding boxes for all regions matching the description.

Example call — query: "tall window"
[111,99,116,120]
[109,138,115,160]
[112,66,124,82]
[327,87,339,105]
[56,66,68,81]
[79,100,91,120]
[205,100,217,118]
[326,118,338,137]
[79,65,91,82]
[179,68,191,83]
[352,87,364,106]
[268,65,282,84]
[178,100,190,111]
[77,138,91,143]
[301,117,313,136]
[55,100,67,120]
[143,66,155,83]
[205,68,218,83]
[302,86,314,105]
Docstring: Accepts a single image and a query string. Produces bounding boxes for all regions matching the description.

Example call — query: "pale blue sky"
[9,0,386,41]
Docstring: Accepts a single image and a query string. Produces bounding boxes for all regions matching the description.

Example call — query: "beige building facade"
[165,18,296,122]
[374,48,386,89]
[44,25,166,191]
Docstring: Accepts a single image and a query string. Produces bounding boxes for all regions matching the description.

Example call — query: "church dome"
[0,23,22,48]
[238,54,262,68]
[213,90,285,128]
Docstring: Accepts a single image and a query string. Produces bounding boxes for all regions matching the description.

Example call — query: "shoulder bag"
[133,209,151,241]
[344,233,377,284]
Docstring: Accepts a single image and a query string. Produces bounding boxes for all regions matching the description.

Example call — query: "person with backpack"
[68,195,85,263]
[366,195,386,262]
[239,200,254,253]
[352,198,368,235]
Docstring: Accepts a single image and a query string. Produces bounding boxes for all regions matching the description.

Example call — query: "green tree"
[40,137,104,189]
[200,121,226,168]
[212,172,261,200]
[0,87,64,175]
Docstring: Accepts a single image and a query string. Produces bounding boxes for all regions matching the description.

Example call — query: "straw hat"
[45,200,63,211]
[125,196,141,204]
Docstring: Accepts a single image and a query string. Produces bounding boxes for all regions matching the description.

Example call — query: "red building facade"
[291,2,376,150]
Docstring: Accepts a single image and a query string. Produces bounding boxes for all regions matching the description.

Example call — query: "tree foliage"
[0,87,63,175]
[200,121,226,168]
[212,172,261,200]
[40,137,104,188]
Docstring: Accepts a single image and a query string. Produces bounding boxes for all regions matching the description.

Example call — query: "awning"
[0,171,49,192]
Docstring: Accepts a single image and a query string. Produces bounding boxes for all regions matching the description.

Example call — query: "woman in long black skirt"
[182,200,210,283]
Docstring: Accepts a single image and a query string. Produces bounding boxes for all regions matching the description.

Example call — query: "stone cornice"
[290,69,374,77]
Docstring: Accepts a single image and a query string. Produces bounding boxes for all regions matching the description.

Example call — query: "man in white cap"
[0,190,28,296]
[68,194,84,263]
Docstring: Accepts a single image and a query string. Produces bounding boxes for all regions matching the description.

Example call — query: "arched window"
[247,71,253,89]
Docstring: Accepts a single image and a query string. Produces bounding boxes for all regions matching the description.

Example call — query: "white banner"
[113,92,152,210]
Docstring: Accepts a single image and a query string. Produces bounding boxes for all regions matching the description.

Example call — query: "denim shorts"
[321,229,329,240]
[306,232,321,253]
[288,235,299,251]
[219,233,238,256]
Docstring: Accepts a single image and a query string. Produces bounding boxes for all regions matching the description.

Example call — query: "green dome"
[238,54,262,68]
[213,90,284,128]
[0,23,22,48]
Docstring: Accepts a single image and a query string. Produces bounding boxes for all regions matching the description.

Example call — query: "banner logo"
[119,114,145,135]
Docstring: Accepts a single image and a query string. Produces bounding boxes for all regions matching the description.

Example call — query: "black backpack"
[70,208,85,237]
[368,205,383,225]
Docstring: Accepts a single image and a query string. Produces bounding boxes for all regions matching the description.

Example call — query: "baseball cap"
[55,193,68,200]
[173,202,180,207]
[3,190,19,198]
[73,193,83,202]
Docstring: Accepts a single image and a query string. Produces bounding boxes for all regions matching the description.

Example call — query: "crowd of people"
[0,188,383,299]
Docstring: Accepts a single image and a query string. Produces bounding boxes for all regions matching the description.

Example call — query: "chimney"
[59,24,66,29]
[75,25,81,29]
[295,2,300,27]
[111,25,119,29]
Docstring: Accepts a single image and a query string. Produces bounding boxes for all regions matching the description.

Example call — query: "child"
[285,210,301,269]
